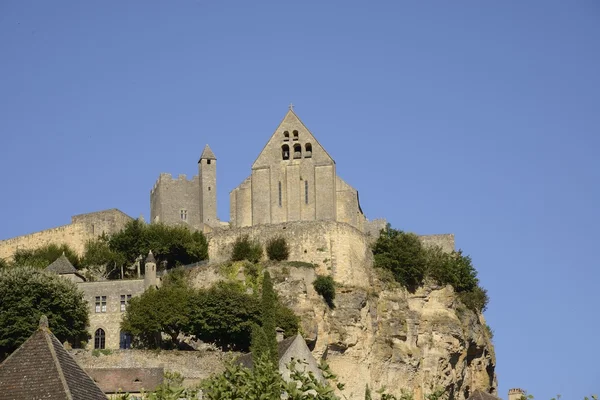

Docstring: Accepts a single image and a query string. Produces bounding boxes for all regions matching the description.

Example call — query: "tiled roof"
[468,389,501,400]
[0,316,106,400]
[199,144,217,161]
[85,367,163,394]
[46,254,79,275]
[237,335,298,369]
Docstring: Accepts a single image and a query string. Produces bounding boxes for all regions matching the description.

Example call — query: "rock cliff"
[192,262,497,400]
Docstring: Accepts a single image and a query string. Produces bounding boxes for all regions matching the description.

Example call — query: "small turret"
[198,144,218,228]
[144,250,157,289]
[508,388,526,400]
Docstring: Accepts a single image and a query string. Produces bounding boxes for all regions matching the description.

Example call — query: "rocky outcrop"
[190,262,497,400]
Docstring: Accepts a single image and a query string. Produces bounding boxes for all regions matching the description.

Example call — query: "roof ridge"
[44,330,73,400]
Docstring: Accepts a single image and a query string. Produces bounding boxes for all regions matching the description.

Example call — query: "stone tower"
[508,389,526,400]
[198,144,217,227]
[144,250,157,289]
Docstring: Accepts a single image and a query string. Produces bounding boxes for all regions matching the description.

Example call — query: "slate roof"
[237,335,298,369]
[46,254,79,275]
[145,250,156,263]
[0,316,107,400]
[85,367,163,394]
[199,144,217,161]
[467,389,501,400]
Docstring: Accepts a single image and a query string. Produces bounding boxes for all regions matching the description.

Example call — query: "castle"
[150,108,381,235]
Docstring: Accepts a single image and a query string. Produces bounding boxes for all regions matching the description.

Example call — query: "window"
[282,144,290,160]
[278,181,282,207]
[293,144,302,159]
[293,130,299,140]
[94,328,106,349]
[208,186,211,191]
[283,131,290,141]
[120,294,132,312]
[305,143,312,158]
[305,180,309,204]
[180,209,187,221]
[207,159,211,164]
[119,331,132,349]
[95,296,107,313]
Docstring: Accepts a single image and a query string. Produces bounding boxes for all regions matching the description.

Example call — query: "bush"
[13,243,80,269]
[458,286,489,313]
[313,275,336,308]
[231,236,263,263]
[372,227,427,290]
[427,248,478,293]
[266,237,289,261]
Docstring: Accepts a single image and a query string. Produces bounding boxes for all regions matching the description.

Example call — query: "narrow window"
[101,296,107,313]
[94,329,106,349]
[283,131,290,141]
[208,186,211,191]
[278,181,282,207]
[207,159,211,164]
[305,143,312,158]
[293,144,302,159]
[305,181,309,204]
[119,331,132,349]
[120,294,132,312]
[282,144,290,160]
[180,209,187,221]
[293,130,299,140]
[95,296,101,313]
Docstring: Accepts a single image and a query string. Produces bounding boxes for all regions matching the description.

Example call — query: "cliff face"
[270,266,497,400]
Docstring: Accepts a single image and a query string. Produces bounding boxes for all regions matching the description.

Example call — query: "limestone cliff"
[191,262,497,400]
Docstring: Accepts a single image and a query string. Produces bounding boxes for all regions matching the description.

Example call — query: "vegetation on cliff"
[231,235,263,263]
[266,237,289,261]
[0,267,89,360]
[10,243,80,269]
[313,274,336,308]
[121,268,298,351]
[373,225,489,312]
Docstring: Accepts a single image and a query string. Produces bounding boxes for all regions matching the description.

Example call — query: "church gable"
[252,109,335,170]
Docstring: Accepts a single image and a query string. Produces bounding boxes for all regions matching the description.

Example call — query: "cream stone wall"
[150,173,202,230]
[419,234,456,253]
[0,209,132,262]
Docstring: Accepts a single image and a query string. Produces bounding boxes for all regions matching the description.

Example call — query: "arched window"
[119,331,132,349]
[94,328,106,349]
[282,144,290,160]
[283,131,290,141]
[305,143,312,158]
[293,144,302,159]
[293,130,299,141]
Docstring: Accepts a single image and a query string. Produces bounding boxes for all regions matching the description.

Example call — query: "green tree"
[13,243,80,269]
[146,371,199,400]
[0,258,9,270]
[121,277,193,348]
[251,271,278,364]
[372,226,427,290]
[231,235,263,263]
[0,267,89,360]
[266,237,289,261]
[81,235,125,279]
[427,248,478,293]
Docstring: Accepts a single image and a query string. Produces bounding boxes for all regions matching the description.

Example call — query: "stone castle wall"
[0,209,132,261]
[150,173,202,231]
[419,233,455,253]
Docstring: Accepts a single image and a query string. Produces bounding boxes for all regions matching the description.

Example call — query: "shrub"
[313,275,336,308]
[427,248,478,293]
[266,237,289,261]
[458,286,489,313]
[231,236,263,263]
[372,227,427,290]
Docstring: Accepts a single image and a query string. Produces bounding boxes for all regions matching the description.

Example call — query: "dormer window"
[283,131,290,141]
[282,144,290,160]
[305,143,312,158]
[293,130,299,141]
[293,144,302,159]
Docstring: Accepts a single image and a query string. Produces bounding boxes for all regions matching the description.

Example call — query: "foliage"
[266,237,289,261]
[251,272,278,364]
[313,275,336,308]
[81,234,125,279]
[146,371,199,400]
[121,276,193,348]
[231,235,263,263]
[286,261,317,268]
[12,243,80,269]
[201,356,344,400]
[0,267,89,360]
[373,225,489,312]
[0,258,8,270]
[188,281,261,351]
[372,226,427,290]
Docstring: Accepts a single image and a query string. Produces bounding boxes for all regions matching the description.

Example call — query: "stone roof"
[85,367,164,394]
[467,389,501,400]
[45,254,79,275]
[199,144,217,161]
[145,250,156,263]
[0,316,107,400]
[236,334,298,369]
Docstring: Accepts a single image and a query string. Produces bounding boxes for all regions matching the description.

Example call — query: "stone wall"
[78,279,146,349]
[71,349,233,387]
[0,209,132,261]
[207,220,373,288]
[419,234,455,253]
[150,173,202,230]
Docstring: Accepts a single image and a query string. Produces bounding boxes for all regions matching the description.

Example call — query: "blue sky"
[0,1,598,398]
